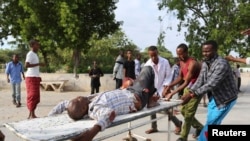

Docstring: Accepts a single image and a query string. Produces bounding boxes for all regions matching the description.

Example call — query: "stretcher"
[3,99,182,141]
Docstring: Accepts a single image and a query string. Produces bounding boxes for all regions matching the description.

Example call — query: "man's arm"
[225,55,247,64]
[191,60,229,96]
[21,63,25,80]
[48,100,69,116]
[162,60,173,86]
[25,62,44,68]
[112,62,120,79]
[99,68,104,77]
[22,72,25,80]
[163,67,183,97]
[71,125,101,141]
[166,60,199,99]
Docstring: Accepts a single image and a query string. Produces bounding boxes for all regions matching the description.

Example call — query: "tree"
[0,0,120,75]
[86,29,139,73]
[158,0,250,59]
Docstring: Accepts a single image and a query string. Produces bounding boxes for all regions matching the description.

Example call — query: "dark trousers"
[91,87,99,94]
[115,79,122,89]
[238,77,241,90]
[150,109,181,129]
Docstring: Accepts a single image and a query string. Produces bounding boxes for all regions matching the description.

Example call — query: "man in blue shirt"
[5,54,25,107]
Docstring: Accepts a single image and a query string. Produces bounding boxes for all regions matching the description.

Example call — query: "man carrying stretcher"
[49,66,160,141]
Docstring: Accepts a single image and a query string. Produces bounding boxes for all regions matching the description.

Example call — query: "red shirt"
[180,57,200,85]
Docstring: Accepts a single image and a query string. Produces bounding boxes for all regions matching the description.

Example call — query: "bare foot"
[28,115,38,119]
[145,128,158,134]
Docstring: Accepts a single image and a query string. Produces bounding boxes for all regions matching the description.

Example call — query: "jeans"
[198,97,237,141]
[11,83,21,102]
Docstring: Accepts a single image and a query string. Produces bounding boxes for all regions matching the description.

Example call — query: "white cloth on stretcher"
[4,99,182,141]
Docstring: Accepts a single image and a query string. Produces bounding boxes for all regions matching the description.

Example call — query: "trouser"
[115,78,122,89]
[198,97,237,141]
[11,83,21,102]
[150,109,181,129]
[238,77,241,90]
[91,86,99,94]
[180,88,203,140]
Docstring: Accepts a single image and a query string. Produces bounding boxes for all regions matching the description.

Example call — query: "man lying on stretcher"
[48,66,160,141]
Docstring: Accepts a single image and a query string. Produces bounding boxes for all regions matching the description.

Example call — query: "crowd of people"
[3,39,245,141]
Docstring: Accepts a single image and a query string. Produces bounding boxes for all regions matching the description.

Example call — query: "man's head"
[29,39,40,52]
[93,61,97,68]
[126,50,133,60]
[67,96,90,120]
[174,57,180,66]
[12,54,19,63]
[176,43,189,61]
[121,77,134,89]
[201,40,218,61]
[119,50,124,57]
[237,64,240,68]
[135,53,141,60]
[148,46,159,64]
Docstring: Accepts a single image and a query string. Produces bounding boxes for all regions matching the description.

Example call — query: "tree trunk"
[73,48,80,78]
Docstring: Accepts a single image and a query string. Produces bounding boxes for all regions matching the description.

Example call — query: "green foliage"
[0,0,120,74]
[158,0,250,59]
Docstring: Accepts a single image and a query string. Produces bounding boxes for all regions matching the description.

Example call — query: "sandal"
[174,121,182,135]
[192,129,201,138]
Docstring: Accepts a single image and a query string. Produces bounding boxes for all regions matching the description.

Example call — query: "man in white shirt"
[25,39,45,119]
[144,46,182,134]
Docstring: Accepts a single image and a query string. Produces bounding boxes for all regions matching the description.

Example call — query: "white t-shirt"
[246,57,250,65]
[25,51,40,77]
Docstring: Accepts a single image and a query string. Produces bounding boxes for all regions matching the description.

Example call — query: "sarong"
[25,77,41,111]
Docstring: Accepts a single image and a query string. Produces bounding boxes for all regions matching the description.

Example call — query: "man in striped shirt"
[49,66,159,141]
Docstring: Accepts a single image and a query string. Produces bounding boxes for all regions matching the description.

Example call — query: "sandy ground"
[1,73,250,141]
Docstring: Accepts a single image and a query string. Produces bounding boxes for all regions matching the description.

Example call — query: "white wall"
[0,73,116,92]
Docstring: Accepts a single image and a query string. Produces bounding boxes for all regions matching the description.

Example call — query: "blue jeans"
[11,83,21,102]
[198,97,236,141]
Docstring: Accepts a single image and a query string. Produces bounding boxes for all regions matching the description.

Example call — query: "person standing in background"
[89,61,103,94]
[134,53,141,78]
[25,39,45,119]
[113,50,125,89]
[140,58,148,70]
[123,50,136,80]
[5,54,25,107]
[234,64,241,92]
